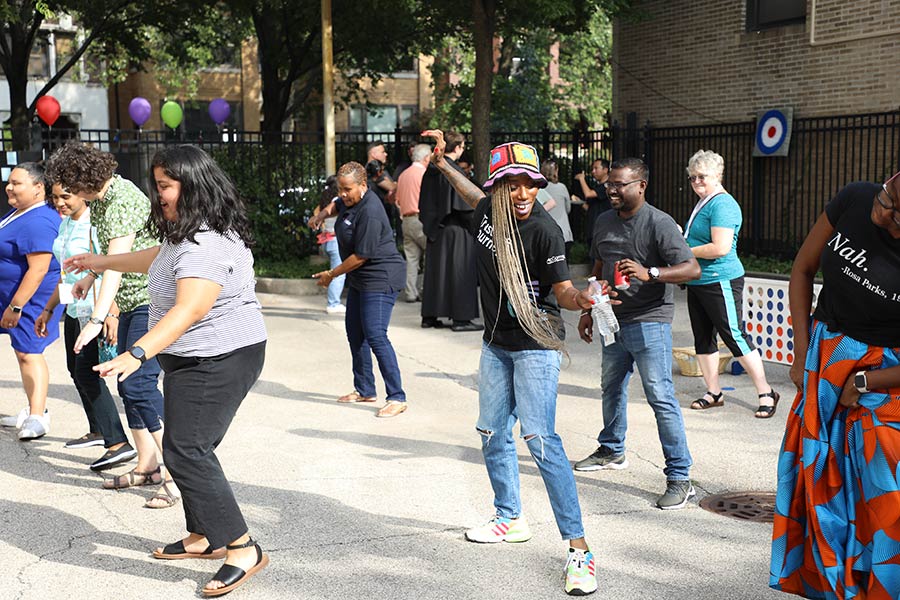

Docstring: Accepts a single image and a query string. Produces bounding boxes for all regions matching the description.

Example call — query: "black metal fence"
[6,109,898,260]
[642,111,900,257]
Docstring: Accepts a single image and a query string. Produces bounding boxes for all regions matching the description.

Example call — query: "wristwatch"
[128,346,148,363]
[88,317,104,325]
[648,266,661,281]
[9,305,22,313]
[854,371,868,394]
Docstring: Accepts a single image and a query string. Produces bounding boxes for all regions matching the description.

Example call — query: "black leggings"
[64,315,127,447]
[159,341,266,548]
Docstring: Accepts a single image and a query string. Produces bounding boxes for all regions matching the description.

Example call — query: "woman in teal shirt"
[683,149,779,418]
[36,184,134,471]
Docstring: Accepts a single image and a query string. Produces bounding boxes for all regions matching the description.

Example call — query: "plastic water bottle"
[587,276,619,346]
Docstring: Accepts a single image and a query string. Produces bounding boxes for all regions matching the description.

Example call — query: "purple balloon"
[128,97,152,127]
[208,98,231,125]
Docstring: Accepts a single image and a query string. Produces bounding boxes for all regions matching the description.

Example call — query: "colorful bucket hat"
[483,142,548,190]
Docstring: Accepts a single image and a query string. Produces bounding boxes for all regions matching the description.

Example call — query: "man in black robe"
[419,131,481,332]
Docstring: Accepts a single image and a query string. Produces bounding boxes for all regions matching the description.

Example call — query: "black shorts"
[686,277,755,357]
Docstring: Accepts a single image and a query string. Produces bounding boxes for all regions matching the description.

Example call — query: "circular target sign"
[756,109,789,155]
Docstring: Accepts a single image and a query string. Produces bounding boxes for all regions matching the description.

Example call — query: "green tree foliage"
[223,0,444,134]
[429,11,612,132]
[424,0,629,181]
[0,0,219,149]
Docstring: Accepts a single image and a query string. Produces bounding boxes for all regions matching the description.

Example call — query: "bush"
[210,144,325,261]
[569,241,591,265]
[739,254,794,275]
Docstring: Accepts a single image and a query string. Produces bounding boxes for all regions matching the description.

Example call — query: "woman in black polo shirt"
[312,161,408,418]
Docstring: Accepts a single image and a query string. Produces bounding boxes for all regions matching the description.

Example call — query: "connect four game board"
[742,277,822,366]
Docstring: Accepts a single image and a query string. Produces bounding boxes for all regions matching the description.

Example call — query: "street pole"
[321,0,336,175]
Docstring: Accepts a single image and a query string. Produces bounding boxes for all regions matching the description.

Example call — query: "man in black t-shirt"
[574,158,701,512]
[423,130,599,596]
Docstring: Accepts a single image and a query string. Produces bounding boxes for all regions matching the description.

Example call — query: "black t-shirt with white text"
[336,189,406,292]
[470,197,569,351]
[813,181,900,347]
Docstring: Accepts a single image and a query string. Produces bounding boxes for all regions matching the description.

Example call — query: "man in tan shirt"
[395,143,432,302]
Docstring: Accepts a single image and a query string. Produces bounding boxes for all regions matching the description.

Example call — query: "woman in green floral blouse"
[46,143,179,509]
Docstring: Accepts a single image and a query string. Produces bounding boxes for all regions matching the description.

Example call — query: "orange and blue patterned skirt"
[770,319,900,599]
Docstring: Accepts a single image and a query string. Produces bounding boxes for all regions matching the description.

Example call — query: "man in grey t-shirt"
[573,158,702,511]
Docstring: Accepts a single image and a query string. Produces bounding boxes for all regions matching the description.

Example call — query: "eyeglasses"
[688,174,708,183]
[875,184,900,226]
[603,180,643,192]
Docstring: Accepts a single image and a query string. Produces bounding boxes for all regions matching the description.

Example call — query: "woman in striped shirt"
[66,145,268,597]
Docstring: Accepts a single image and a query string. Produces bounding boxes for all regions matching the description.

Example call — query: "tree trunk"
[7,73,32,151]
[471,0,495,183]
[3,12,40,151]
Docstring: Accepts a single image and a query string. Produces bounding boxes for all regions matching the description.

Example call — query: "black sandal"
[690,390,724,410]
[152,539,226,560]
[202,538,269,597]
[755,390,781,419]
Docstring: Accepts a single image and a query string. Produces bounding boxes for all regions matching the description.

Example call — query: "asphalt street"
[0,285,791,599]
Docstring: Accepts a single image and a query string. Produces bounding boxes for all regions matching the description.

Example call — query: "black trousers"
[159,341,266,549]
[64,315,128,447]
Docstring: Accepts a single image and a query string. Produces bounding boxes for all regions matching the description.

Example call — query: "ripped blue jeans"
[476,342,585,540]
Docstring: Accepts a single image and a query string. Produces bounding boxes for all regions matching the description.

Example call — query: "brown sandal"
[102,466,162,489]
[145,480,181,509]
[690,391,724,410]
[337,390,377,403]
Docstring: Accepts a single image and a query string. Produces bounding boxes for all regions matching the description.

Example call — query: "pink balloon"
[208,98,231,125]
[128,97,152,127]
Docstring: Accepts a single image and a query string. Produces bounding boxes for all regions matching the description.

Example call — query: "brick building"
[612,0,900,127]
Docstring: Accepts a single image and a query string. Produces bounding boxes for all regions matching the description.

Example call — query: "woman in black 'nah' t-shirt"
[770,173,900,598]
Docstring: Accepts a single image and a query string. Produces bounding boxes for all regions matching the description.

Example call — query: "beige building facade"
[612,0,900,126]
[110,40,261,133]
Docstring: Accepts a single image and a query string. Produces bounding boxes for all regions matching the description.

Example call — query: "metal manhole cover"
[699,491,776,523]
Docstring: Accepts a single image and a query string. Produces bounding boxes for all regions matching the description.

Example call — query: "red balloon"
[36,95,61,126]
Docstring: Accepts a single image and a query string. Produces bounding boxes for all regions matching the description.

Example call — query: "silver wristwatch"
[648,266,661,281]
[854,371,868,394]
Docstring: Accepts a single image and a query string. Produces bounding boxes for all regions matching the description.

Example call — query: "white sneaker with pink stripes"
[465,515,532,543]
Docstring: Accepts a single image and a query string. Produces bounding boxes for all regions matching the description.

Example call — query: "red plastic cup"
[614,265,630,290]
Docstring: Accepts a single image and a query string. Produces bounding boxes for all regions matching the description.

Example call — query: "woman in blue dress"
[0,163,63,440]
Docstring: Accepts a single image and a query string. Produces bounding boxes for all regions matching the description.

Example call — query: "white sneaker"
[18,412,50,441]
[0,407,29,428]
[564,547,598,596]
[465,515,532,543]
[326,304,346,314]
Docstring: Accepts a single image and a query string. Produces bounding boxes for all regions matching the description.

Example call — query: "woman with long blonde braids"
[422,130,598,596]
